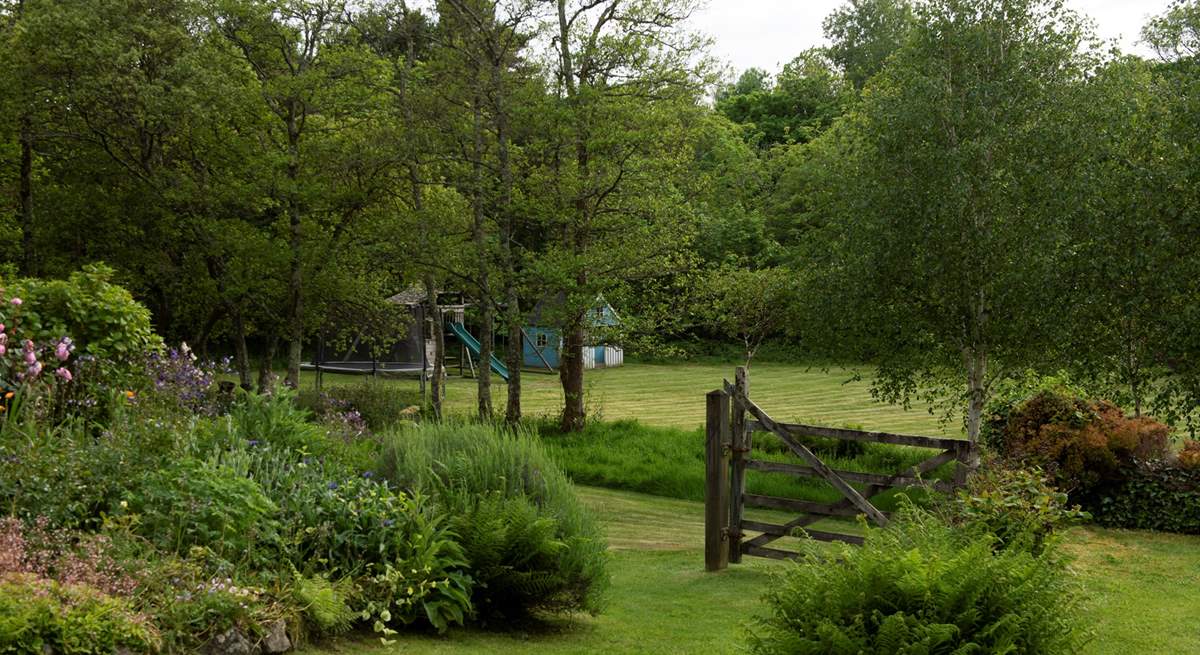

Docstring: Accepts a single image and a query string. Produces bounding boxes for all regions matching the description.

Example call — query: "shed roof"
[387,285,428,306]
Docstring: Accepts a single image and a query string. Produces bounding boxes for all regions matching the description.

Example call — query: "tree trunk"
[232,305,252,390]
[504,289,522,425]
[193,305,225,359]
[470,92,493,420]
[424,274,444,420]
[19,115,35,276]
[284,108,304,388]
[559,316,586,431]
[258,335,278,394]
[964,347,986,470]
[492,53,522,426]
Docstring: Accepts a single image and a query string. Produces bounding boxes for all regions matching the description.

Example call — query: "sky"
[689,0,1174,77]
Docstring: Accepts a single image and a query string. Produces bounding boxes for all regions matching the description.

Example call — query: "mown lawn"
[306,361,956,435]
[302,361,1200,654]
[306,487,1200,655]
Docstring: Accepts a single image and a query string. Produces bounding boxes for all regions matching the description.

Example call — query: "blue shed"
[522,296,624,371]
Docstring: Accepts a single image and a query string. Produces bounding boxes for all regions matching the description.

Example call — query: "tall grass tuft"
[538,419,950,510]
[379,422,609,621]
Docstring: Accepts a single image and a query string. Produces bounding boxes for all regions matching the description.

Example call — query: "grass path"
[305,487,1200,655]
[310,361,956,436]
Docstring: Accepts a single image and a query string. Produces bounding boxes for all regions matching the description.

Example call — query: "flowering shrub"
[140,344,231,416]
[296,382,422,432]
[0,264,159,378]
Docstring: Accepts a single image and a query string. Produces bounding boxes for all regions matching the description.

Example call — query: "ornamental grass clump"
[380,422,609,621]
[747,507,1087,655]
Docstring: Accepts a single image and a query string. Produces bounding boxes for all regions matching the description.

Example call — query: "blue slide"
[448,322,510,381]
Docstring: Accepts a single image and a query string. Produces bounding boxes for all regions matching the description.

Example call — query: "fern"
[380,422,610,620]
[747,507,1088,655]
[294,575,355,636]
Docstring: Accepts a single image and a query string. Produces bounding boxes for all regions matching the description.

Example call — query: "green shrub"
[0,411,177,529]
[747,508,1087,655]
[210,438,473,635]
[127,458,281,567]
[1,265,160,385]
[124,549,272,652]
[380,422,609,620]
[944,465,1089,555]
[1096,461,1200,535]
[214,391,376,473]
[0,573,159,654]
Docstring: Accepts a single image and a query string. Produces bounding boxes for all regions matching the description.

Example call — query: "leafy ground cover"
[305,487,1200,655]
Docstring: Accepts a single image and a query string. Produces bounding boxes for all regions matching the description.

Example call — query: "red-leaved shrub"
[997,391,1170,502]
[0,516,137,596]
[1179,440,1200,471]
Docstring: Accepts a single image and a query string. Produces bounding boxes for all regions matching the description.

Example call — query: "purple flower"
[54,367,72,382]
[9,298,21,306]
[327,481,338,490]
[247,439,259,447]
[23,351,36,365]
[382,519,395,527]
[362,471,373,478]
[26,362,42,378]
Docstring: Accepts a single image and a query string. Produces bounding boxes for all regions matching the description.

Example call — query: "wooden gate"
[705,367,974,570]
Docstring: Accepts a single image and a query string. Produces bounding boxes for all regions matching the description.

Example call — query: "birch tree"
[797,0,1093,455]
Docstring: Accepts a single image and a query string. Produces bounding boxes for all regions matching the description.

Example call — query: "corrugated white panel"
[606,346,623,367]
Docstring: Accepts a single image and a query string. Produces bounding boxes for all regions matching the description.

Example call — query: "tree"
[822,0,914,90]
[716,50,851,149]
[1063,57,1184,417]
[542,0,709,431]
[215,0,392,388]
[1137,0,1200,430]
[698,266,800,368]
[797,0,1094,455]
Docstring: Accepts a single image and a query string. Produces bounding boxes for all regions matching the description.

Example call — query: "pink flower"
[23,351,35,365]
[54,367,72,382]
[55,342,71,362]
[22,340,33,352]
[0,345,7,357]
[9,298,21,306]
[26,362,42,378]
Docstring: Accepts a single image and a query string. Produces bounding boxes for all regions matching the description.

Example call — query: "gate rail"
[705,367,973,570]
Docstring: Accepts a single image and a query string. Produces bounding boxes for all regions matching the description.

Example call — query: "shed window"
[535,333,548,348]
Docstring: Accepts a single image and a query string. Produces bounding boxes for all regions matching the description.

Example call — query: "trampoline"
[300,360,427,377]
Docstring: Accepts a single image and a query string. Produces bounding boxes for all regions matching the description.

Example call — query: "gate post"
[705,389,731,571]
[728,366,749,563]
